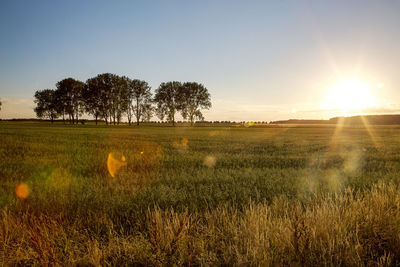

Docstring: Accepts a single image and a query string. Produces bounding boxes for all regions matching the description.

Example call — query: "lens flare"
[107,153,127,177]
[181,138,188,146]
[48,168,72,189]
[244,122,254,127]
[172,139,189,152]
[172,141,179,148]
[203,155,216,167]
[16,183,29,199]
[136,141,163,165]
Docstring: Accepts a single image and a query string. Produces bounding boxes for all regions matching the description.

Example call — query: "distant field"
[1,122,400,265]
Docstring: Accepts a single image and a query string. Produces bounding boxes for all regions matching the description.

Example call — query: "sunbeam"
[360,116,381,150]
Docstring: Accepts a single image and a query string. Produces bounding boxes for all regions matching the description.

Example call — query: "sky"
[0,0,400,121]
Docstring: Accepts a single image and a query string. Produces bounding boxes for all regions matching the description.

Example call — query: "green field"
[1,122,400,265]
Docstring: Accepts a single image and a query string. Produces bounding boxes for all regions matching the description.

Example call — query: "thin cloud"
[2,97,32,105]
[0,97,35,119]
[298,104,400,115]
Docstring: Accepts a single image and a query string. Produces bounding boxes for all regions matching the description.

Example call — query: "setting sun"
[322,79,376,113]
[2,1,400,265]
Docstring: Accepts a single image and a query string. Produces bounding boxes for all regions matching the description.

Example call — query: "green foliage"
[33,75,213,126]
[154,81,182,125]
[33,89,59,122]
[85,73,130,125]
[177,82,211,125]
[127,79,152,125]
[55,78,85,124]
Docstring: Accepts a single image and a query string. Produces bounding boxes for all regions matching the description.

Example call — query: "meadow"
[1,122,400,265]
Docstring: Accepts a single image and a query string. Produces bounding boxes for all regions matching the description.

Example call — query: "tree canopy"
[177,82,211,125]
[127,79,152,125]
[56,78,85,124]
[33,74,211,126]
[154,81,182,126]
[34,89,58,123]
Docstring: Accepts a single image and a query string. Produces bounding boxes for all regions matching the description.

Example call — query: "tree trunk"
[136,98,140,126]
[62,112,65,124]
[95,115,98,125]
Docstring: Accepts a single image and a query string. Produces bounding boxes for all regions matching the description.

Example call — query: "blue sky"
[1,0,399,120]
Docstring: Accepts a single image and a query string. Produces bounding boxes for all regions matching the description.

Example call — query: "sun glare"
[107,153,127,177]
[16,183,30,199]
[322,79,376,113]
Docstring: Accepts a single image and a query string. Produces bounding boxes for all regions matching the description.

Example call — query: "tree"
[141,103,154,123]
[82,82,102,125]
[56,78,85,124]
[154,81,182,126]
[54,89,67,124]
[34,89,58,123]
[110,75,130,125]
[85,73,113,125]
[0,98,2,112]
[85,73,129,125]
[127,79,153,125]
[177,82,211,125]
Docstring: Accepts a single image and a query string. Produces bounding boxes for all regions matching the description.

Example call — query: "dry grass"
[1,183,400,265]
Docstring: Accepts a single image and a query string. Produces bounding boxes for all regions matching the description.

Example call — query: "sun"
[321,78,376,113]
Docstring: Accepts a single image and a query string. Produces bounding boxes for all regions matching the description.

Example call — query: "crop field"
[1,122,400,265]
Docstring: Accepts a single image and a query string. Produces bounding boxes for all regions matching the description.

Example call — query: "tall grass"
[1,183,400,265]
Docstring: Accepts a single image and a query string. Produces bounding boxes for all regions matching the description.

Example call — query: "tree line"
[33,73,211,126]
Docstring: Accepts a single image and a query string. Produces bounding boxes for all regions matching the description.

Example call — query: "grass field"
[1,122,400,265]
